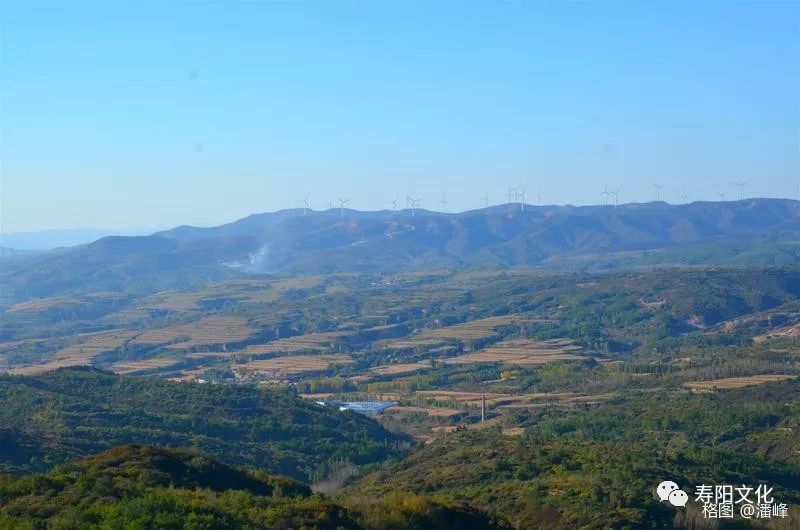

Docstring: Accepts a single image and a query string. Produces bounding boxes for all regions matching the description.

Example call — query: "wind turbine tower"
[653,183,665,201]
[518,188,526,212]
[733,181,748,201]
[601,185,610,207]
[611,186,621,208]
[482,193,490,209]
[407,196,421,216]
[717,192,726,202]
[507,187,518,205]
[337,198,350,217]
[300,194,310,215]
[439,194,448,212]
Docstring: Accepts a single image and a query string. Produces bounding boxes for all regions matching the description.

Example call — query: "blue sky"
[2,1,798,231]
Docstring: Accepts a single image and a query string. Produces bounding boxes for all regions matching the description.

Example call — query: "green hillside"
[0,445,505,530]
[0,367,407,481]
[344,380,800,529]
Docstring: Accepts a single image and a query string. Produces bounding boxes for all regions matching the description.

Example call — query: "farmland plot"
[445,338,587,365]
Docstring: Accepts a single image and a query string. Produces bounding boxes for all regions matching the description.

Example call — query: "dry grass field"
[52,329,140,359]
[684,374,796,391]
[369,361,432,376]
[385,406,463,417]
[414,389,613,410]
[5,297,84,313]
[382,315,522,350]
[166,368,209,382]
[6,358,91,375]
[191,334,357,361]
[242,354,353,374]
[112,357,184,375]
[4,330,140,375]
[754,323,800,342]
[445,338,586,365]
[236,331,350,356]
[130,316,253,348]
[138,291,215,311]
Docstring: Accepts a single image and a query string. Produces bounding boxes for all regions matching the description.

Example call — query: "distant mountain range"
[2,199,800,300]
[0,227,160,250]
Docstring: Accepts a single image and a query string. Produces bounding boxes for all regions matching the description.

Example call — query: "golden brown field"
[369,361,431,376]
[445,338,586,365]
[242,354,353,374]
[684,374,796,391]
[112,357,184,375]
[131,316,253,348]
[3,330,140,375]
[385,406,463,417]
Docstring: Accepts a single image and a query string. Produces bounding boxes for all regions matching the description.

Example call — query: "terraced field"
[3,330,140,375]
[445,338,587,365]
[369,361,432,376]
[684,374,796,391]
[382,315,520,349]
[112,357,184,375]
[239,331,350,355]
[243,354,353,374]
[131,316,253,348]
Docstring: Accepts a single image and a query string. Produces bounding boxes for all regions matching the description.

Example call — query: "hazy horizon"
[2,195,797,251]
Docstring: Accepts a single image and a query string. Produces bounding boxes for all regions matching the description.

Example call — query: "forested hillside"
[344,380,800,529]
[0,445,506,530]
[0,367,407,481]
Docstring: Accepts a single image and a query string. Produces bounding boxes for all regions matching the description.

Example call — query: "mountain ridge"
[2,199,799,301]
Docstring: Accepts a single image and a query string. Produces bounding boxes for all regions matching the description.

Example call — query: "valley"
[2,206,800,528]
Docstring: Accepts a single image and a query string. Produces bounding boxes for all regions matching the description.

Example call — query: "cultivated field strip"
[382,315,521,349]
[243,354,353,374]
[52,330,140,361]
[130,316,253,348]
[445,338,586,365]
[112,357,184,375]
[684,374,796,391]
[369,361,432,376]
[4,330,140,375]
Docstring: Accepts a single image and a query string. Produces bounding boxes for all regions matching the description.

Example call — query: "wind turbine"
[507,187,518,205]
[482,194,490,209]
[299,194,310,215]
[327,200,334,210]
[337,198,349,217]
[536,191,542,204]
[439,194,448,212]
[601,185,610,207]
[733,180,747,201]
[610,186,621,208]
[716,192,726,202]
[389,195,399,212]
[518,188,526,211]
[680,189,689,202]
[406,195,421,216]
[653,183,664,201]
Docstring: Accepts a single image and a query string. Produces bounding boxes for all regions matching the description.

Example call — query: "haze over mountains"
[1,198,799,302]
